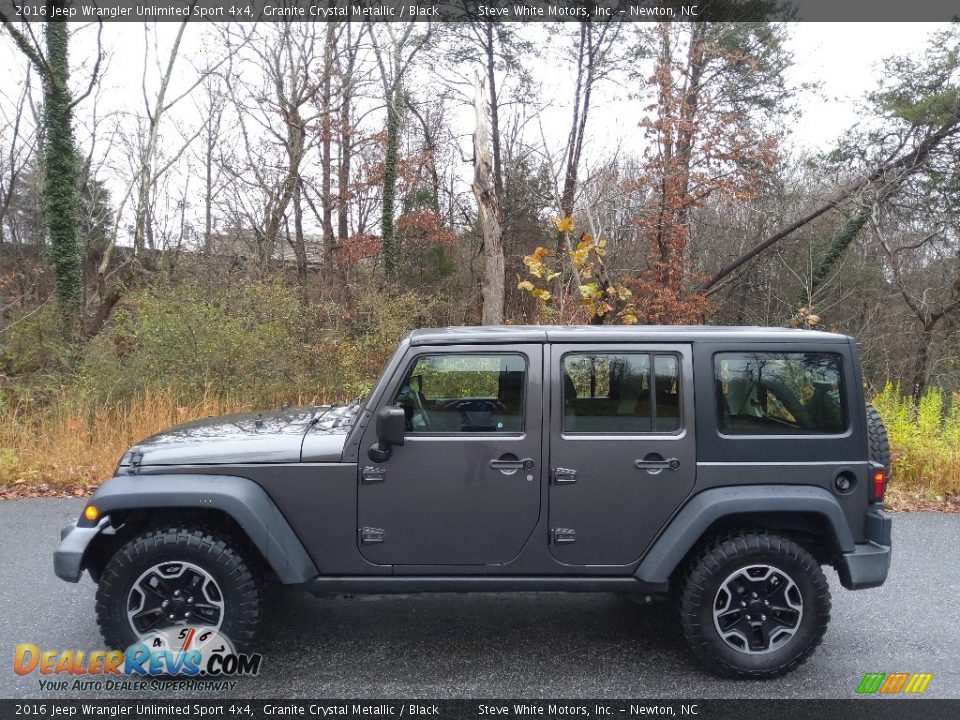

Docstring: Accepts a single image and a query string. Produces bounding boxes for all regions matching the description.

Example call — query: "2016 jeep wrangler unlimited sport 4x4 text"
[55,326,892,678]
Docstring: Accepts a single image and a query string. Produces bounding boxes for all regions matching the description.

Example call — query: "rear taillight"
[870,462,887,502]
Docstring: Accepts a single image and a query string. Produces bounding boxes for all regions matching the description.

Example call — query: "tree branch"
[0,13,50,77]
[699,104,960,294]
[68,18,103,110]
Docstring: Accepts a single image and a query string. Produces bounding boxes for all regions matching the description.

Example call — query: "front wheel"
[679,531,830,679]
[95,526,264,651]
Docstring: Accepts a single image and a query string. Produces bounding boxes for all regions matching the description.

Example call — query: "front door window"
[393,354,526,433]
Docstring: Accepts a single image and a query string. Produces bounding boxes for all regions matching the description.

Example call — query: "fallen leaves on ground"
[0,482,98,501]
[885,487,960,513]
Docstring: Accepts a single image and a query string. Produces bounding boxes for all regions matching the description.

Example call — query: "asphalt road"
[1,498,958,699]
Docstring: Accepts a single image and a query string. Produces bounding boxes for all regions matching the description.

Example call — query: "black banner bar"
[1,700,958,720]
[0,0,957,23]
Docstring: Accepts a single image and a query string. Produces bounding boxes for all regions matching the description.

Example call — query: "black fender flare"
[83,474,318,584]
[634,485,855,584]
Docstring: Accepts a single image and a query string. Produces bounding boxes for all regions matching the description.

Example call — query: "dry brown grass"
[0,386,330,492]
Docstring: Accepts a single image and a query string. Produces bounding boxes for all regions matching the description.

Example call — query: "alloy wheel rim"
[712,564,803,654]
[126,561,224,638]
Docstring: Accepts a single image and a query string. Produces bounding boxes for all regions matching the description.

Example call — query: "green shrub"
[0,448,19,484]
[0,304,74,407]
[80,282,320,404]
[77,281,450,407]
[0,304,73,377]
[873,383,960,496]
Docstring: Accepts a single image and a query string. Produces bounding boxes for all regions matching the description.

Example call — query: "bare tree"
[873,210,960,399]
[472,72,503,325]
[194,76,228,253]
[0,61,38,246]
[541,21,623,304]
[369,21,432,277]
[92,18,217,336]
[220,21,325,298]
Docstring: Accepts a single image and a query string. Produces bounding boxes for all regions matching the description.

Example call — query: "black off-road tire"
[96,526,264,651]
[679,531,831,679]
[865,402,891,475]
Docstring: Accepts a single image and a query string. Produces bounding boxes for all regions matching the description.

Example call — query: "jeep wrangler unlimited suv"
[55,326,892,678]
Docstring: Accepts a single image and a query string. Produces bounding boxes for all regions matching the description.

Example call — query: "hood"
[120,404,356,468]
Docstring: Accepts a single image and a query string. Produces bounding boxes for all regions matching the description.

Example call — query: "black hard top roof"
[408,325,850,346]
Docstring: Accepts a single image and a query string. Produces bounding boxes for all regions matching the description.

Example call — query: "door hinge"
[359,527,385,544]
[551,528,577,544]
[361,466,387,484]
[552,467,577,484]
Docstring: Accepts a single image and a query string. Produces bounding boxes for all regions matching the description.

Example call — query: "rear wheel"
[96,526,264,651]
[679,531,830,679]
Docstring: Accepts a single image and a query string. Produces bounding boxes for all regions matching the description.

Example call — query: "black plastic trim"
[301,576,669,594]
[60,474,318,584]
[835,503,893,590]
[634,484,857,584]
[836,541,891,590]
[53,518,109,582]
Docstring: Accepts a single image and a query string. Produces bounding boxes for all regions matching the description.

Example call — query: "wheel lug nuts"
[185,611,191,618]
[740,601,747,607]
[764,600,769,606]
[174,590,181,597]
[187,597,193,604]
[761,614,767,621]
[161,600,169,608]
[168,614,176,620]
[751,592,758,598]
[745,615,751,620]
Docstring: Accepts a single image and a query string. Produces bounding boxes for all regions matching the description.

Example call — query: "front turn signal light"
[84,505,99,522]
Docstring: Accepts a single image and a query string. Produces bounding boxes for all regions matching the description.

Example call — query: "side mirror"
[368,406,406,463]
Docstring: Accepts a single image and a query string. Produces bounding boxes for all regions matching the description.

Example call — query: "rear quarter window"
[714,352,847,435]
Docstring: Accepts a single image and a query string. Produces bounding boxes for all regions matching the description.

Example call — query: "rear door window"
[562,352,681,433]
[714,352,847,435]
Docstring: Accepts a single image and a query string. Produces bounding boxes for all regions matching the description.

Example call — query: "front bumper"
[836,505,892,590]
[53,517,109,583]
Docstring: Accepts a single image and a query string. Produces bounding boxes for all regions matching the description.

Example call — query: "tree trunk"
[553,24,594,298]
[911,323,934,401]
[801,205,870,305]
[337,25,357,250]
[321,23,335,288]
[472,73,504,326]
[292,180,308,305]
[44,13,82,334]
[381,78,403,277]
[337,95,351,246]
[484,25,504,200]
[204,123,214,253]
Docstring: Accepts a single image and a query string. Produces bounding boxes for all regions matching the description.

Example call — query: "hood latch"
[129,449,144,474]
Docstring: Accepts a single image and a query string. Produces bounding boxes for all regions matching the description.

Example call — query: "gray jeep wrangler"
[55,326,892,678]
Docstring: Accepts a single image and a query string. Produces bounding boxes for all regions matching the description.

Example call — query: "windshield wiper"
[332,395,365,429]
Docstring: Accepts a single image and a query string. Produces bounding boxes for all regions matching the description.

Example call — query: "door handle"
[490,457,535,471]
[634,456,680,473]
